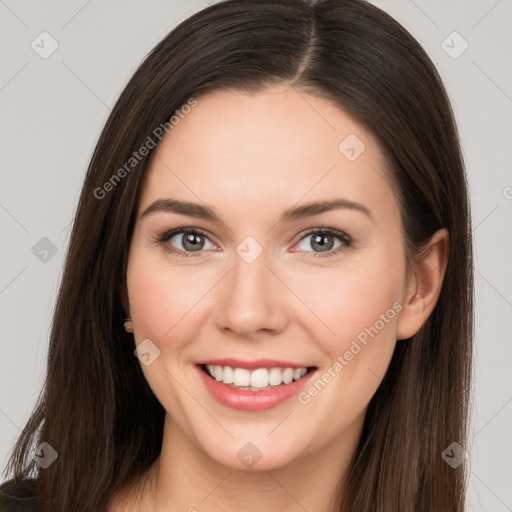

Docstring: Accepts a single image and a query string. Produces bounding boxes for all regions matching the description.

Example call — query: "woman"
[0,0,473,510]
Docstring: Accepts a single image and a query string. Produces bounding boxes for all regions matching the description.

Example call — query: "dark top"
[0,479,38,512]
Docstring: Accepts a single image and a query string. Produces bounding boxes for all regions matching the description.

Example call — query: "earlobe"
[396,228,450,340]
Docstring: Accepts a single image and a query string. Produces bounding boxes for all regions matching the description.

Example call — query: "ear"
[396,228,450,340]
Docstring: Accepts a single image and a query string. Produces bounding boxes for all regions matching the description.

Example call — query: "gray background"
[1,0,511,510]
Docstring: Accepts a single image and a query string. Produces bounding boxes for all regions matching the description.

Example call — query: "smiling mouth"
[198,363,316,391]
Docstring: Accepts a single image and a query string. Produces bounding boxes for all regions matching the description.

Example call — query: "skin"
[112,83,449,511]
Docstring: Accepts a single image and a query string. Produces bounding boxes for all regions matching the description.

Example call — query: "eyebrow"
[140,197,374,224]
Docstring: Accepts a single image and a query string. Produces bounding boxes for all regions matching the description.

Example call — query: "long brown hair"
[2,1,473,510]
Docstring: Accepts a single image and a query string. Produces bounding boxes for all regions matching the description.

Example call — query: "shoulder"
[0,478,38,512]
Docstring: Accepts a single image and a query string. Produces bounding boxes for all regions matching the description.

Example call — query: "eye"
[158,228,216,257]
[293,228,353,258]
[156,227,353,259]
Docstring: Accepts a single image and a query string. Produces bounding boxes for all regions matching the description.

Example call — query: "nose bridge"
[214,238,288,335]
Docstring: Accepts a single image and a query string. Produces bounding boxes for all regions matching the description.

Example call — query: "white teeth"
[204,364,310,389]
[282,368,294,384]
[233,368,250,386]
[223,365,234,384]
[250,368,269,388]
[268,367,283,386]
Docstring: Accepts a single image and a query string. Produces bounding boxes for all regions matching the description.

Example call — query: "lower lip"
[196,365,316,411]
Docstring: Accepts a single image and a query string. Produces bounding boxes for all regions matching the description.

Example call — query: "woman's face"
[126,84,413,470]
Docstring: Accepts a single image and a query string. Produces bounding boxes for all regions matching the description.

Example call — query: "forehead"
[138,85,398,227]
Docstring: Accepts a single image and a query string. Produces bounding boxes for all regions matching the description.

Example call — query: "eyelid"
[156,226,353,258]
[156,227,219,257]
[290,227,353,257]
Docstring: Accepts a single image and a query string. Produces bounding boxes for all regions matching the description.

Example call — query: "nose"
[214,248,289,338]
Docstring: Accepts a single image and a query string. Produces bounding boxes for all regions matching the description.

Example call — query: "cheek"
[289,248,405,347]
[126,250,217,346]
[125,250,216,415]
[290,247,405,426]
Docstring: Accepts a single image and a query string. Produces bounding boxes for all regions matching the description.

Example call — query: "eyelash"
[154,227,354,259]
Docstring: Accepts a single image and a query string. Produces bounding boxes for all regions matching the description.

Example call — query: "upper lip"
[196,358,315,370]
